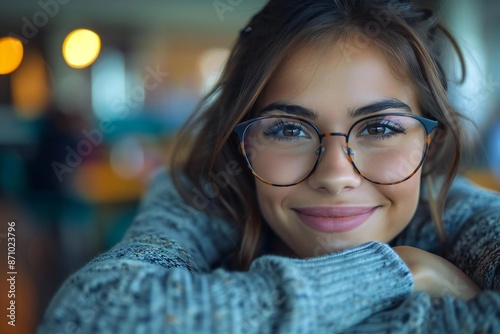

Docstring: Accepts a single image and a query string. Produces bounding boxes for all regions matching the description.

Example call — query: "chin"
[291,235,361,258]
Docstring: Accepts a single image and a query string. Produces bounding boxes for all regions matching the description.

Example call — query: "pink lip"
[293,206,379,233]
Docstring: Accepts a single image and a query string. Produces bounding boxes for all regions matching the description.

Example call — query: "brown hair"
[171,0,465,269]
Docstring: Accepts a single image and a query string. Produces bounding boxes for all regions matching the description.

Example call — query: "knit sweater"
[38,170,500,333]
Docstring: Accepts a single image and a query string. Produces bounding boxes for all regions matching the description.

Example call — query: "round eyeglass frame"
[233,113,439,187]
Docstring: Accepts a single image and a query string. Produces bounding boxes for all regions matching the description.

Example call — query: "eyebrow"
[258,99,412,119]
[260,103,318,120]
[349,99,412,118]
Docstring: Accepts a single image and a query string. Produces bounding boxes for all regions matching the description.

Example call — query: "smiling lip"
[293,206,379,233]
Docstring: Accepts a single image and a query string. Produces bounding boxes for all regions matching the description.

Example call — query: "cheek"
[378,173,421,224]
[255,182,293,228]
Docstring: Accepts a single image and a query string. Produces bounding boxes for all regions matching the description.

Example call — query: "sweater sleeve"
[442,178,500,291]
[342,291,500,333]
[346,178,500,333]
[120,169,239,272]
[37,170,414,333]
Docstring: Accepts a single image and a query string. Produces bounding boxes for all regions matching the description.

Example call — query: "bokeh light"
[0,37,24,75]
[11,50,49,117]
[198,47,229,94]
[62,29,101,69]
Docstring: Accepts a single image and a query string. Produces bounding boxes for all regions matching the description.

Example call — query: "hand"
[393,246,481,300]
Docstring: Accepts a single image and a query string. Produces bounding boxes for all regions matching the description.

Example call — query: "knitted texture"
[38,170,500,333]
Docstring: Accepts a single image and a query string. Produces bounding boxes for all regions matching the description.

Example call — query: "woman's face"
[254,40,422,258]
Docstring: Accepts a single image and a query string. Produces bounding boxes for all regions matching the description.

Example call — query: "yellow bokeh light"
[0,37,24,75]
[63,29,101,69]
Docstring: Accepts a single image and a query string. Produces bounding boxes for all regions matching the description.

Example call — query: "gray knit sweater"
[38,170,500,333]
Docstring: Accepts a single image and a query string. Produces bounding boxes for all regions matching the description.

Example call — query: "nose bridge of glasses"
[318,132,351,158]
[321,132,348,139]
[321,132,348,147]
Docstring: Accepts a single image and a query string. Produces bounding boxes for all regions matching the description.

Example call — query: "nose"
[307,136,362,194]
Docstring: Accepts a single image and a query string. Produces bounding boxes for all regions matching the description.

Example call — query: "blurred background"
[0,0,498,332]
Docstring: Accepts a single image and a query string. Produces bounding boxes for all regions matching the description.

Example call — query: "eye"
[281,124,305,136]
[263,120,312,141]
[366,125,392,136]
[357,119,407,140]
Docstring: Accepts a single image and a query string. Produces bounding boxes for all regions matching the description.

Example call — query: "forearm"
[38,242,413,333]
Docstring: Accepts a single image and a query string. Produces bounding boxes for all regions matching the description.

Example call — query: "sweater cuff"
[305,242,413,328]
[253,242,413,330]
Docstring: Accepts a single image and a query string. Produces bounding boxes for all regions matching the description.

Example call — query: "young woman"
[39,0,499,332]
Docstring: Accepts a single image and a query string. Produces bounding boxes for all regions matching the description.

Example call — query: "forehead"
[257,38,419,116]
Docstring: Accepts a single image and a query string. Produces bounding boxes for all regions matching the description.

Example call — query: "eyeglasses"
[234,113,438,186]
